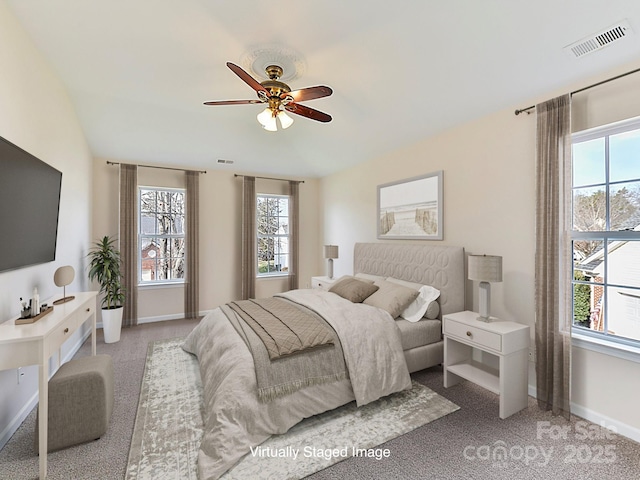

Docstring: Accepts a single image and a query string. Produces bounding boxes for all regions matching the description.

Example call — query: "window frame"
[138,186,186,286]
[570,115,640,355]
[256,193,290,278]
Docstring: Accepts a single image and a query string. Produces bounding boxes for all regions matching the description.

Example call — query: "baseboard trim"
[0,327,92,450]
[570,402,640,444]
[528,383,640,444]
[0,390,39,452]
[96,310,212,329]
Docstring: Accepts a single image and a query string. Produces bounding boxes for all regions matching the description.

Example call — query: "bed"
[183,242,465,479]
[353,242,465,372]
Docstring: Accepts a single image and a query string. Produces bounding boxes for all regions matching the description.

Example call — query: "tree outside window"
[571,119,640,345]
[139,187,185,283]
[257,195,289,276]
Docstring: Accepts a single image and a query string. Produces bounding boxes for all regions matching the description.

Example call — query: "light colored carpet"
[126,337,459,480]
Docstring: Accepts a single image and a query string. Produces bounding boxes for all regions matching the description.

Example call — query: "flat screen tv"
[0,135,62,273]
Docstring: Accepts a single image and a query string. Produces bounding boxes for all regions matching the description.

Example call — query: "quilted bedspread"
[182,288,411,480]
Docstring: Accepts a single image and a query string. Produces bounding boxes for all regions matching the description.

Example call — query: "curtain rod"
[106,160,206,174]
[514,65,640,116]
[234,174,305,183]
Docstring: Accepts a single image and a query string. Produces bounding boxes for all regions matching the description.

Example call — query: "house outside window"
[257,194,289,276]
[571,116,640,346]
[139,187,186,284]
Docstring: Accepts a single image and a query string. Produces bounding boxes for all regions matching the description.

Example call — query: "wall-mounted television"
[0,135,62,273]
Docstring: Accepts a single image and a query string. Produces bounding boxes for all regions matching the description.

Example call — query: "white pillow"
[385,277,441,322]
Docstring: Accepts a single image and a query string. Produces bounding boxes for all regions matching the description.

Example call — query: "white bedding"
[182,288,411,480]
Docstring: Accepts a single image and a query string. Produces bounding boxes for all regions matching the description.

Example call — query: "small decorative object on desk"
[16,305,54,325]
[31,288,40,317]
[53,265,76,305]
[20,297,31,319]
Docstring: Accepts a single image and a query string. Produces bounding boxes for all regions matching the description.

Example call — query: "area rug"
[126,337,459,480]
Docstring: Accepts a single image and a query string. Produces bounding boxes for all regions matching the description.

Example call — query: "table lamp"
[468,255,502,322]
[324,245,339,279]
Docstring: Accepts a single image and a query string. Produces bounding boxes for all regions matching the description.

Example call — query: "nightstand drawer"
[313,278,328,289]
[444,319,502,352]
[311,276,337,291]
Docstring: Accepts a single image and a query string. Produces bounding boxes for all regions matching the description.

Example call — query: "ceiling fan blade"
[283,85,333,102]
[203,99,263,106]
[226,62,268,94]
[285,103,332,123]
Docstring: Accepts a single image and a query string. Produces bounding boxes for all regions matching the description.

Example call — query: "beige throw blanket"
[222,300,347,402]
[227,297,335,359]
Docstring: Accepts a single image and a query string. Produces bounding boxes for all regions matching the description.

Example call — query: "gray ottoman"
[35,354,114,453]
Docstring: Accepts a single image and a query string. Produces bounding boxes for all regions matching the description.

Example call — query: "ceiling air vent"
[564,20,633,58]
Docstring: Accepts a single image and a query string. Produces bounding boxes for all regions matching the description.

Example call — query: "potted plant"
[88,235,126,343]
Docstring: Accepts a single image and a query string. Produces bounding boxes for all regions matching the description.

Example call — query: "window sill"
[257,273,290,280]
[138,282,185,290]
[572,332,640,364]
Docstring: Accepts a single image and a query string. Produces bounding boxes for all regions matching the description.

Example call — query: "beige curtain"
[535,94,572,420]
[119,164,138,327]
[184,171,200,318]
[288,181,300,290]
[241,176,256,300]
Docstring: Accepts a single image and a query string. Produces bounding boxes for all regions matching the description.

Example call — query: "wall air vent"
[564,20,633,58]
[217,159,234,165]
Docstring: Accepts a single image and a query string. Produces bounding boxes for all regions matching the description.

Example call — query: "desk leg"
[91,308,97,356]
[39,363,48,479]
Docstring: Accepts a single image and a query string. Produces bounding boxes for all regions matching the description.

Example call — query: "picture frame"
[377,170,443,240]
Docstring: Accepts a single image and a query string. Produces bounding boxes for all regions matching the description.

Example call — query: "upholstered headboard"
[353,242,465,317]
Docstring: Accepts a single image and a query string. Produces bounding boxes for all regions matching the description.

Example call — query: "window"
[571,117,640,347]
[256,194,289,276]
[139,187,186,284]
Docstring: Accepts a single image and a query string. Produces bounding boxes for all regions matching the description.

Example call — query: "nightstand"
[443,311,530,419]
[311,276,338,290]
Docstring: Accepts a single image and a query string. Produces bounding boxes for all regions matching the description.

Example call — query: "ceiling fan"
[204,62,333,131]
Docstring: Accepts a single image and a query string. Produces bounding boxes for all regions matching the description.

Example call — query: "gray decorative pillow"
[329,276,379,303]
[425,300,440,319]
[363,279,420,318]
[385,277,441,322]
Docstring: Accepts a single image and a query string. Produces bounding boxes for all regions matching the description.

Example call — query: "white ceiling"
[6,1,640,178]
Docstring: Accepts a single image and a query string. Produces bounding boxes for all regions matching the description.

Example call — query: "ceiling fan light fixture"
[206,62,332,128]
[277,110,294,129]
[257,107,278,131]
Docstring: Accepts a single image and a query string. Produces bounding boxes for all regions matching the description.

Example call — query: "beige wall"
[92,161,321,321]
[0,3,93,447]
[320,61,640,438]
[321,107,537,321]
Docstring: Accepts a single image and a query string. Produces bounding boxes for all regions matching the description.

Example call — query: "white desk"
[0,291,97,479]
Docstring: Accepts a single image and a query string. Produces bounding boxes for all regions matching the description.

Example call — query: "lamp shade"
[468,255,502,283]
[54,265,75,287]
[324,245,339,259]
[277,110,294,129]
[257,108,277,131]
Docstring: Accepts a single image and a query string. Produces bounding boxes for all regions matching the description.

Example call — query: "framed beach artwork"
[377,171,443,240]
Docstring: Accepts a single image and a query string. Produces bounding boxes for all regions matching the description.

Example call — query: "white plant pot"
[102,307,123,343]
